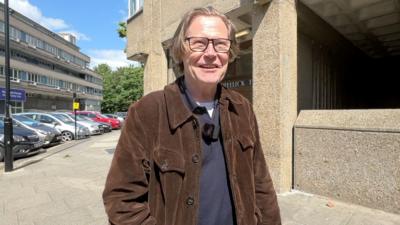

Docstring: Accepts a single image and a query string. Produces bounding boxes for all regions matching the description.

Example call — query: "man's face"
[182,16,230,88]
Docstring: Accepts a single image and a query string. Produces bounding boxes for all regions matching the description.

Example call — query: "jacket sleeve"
[251,108,282,225]
[103,104,156,225]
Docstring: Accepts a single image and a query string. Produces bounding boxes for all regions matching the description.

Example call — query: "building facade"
[126,0,400,214]
[0,3,103,113]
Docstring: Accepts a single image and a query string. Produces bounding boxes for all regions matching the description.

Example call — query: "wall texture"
[294,110,400,214]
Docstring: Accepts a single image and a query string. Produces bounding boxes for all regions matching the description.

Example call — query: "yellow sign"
[73,102,80,110]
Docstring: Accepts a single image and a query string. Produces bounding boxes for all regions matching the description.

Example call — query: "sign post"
[72,93,79,140]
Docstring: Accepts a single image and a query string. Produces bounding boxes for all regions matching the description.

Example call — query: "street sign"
[73,102,80,110]
[0,87,26,101]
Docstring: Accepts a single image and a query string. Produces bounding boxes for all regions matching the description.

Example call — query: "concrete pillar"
[143,0,168,95]
[143,53,168,95]
[252,0,297,193]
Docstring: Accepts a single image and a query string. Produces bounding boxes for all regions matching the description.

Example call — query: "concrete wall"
[294,110,400,214]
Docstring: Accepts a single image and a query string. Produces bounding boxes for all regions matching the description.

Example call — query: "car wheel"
[62,131,74,141]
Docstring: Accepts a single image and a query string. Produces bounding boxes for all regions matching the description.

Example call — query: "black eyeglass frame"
[185,37,232,53]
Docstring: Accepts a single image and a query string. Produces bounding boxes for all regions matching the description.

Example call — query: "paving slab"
[0,210,19,225]
[16,200,70,224]
[0,186,36,202]
[46,186,92,201]
[63,191,103,210]
[278,191,400,225]
[33,207,96,225]
[4,192,52,214]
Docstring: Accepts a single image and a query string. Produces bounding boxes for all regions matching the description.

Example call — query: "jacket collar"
[164,76,245,130]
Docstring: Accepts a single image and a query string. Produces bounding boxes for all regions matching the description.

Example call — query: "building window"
[10,26,22,41]
[0,21,4,33]
[44,43,58,56]
[10,101,24,114]
[11,68,19,81]
[39,75,47,84]
[129,0,143,17]
[61,50,73,62]
[20,71,28,80]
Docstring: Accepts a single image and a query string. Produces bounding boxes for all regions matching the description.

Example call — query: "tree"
[94,64,143,113]
[117,22,127,38]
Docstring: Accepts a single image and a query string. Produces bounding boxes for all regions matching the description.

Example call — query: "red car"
[74,111,121,129]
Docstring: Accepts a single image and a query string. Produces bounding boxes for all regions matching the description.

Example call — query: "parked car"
[78,115,112,133]
[17,112,90,141]
[50,112,102,136]
[0,120,43,161]
[9,115,62,147]
[103,114,125,126]
[74,111,121,129]
[115,112,128,120]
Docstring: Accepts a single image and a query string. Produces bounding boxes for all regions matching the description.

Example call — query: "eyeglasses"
[185,37,231,53]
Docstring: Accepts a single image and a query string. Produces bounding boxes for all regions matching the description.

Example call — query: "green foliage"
[94,64,143,113]
[117,22,127,38]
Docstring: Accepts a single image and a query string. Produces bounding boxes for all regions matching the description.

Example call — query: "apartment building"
[0,2,103,113]
[126,0,400,214]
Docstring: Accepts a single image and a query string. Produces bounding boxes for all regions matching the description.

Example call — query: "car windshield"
[14,115,41,127]
[67,114,88,122]
[77,115,90,121]
[98,114,108,119]
[0,120,4,128]
[52,114,74,123]
[59,113,74,120]
[79,115,93,121]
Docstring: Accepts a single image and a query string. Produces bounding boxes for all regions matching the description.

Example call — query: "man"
[103,6,281,225]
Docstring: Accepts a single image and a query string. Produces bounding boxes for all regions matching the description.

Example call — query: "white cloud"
[0,0,89,40]
[1,0,68,30]
[87,49,139,70]
[59,30,91,41]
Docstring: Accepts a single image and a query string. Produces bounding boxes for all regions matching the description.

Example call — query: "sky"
[1,0,136,70]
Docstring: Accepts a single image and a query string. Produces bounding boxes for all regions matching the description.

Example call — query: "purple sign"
[0,87,26,101]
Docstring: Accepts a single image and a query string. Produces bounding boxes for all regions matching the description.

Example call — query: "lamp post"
[3,0,14,172]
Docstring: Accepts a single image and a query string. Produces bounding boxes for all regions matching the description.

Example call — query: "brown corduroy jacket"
[102,79,281,225]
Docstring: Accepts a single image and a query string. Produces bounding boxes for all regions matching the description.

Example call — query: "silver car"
[104,114,125,124]
[11,115,63,147]
[17,112,90,141]
[50,112,102,135]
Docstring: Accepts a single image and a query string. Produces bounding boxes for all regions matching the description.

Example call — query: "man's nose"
[204,41,217,55]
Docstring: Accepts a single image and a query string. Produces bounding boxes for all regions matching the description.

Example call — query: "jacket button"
[161,161,168,170]
[186,197,194,206]
[192,154,200,163]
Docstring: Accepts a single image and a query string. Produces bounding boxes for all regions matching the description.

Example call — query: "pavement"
[0,130,399,225]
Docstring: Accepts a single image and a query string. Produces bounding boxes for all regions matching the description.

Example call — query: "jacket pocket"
[153,147,186,223]
[154,147,185,175]
[237,135,254,152]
